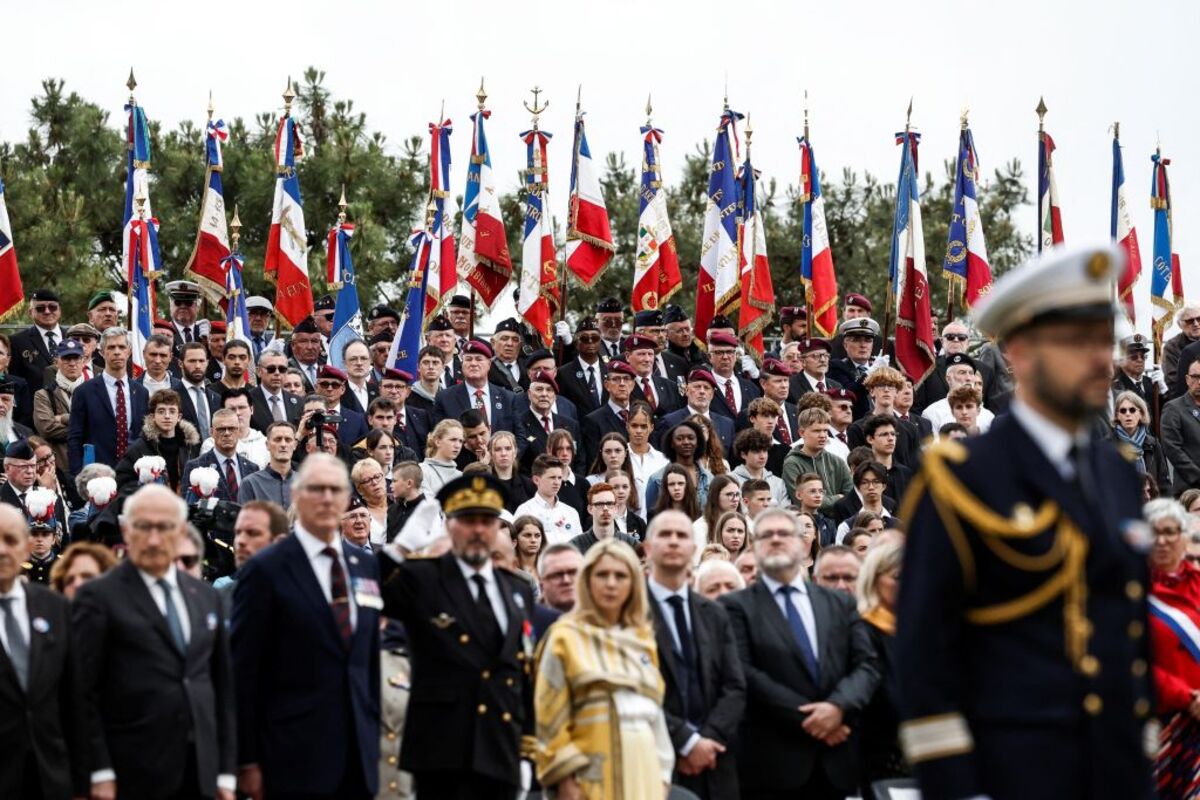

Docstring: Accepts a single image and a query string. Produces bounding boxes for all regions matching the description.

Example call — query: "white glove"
[1146,364,1169,393]
[866,354,891,375]
[739,354,760,379]
[394,497,446,553]
[554,320,573,346]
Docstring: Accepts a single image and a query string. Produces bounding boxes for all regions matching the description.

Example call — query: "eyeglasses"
[590,501,615,509]
[943,333,969,342]
[1153,528,1183,540]
[356,473,385,485]
[755,529,798,541]
[6,462,35,471]
[131,520,177,535]
[213,426,240,435]
[577,335,601,343]
[36,455,55,467]
[33,304,59,313]
[543,569,579,583]
[176,554,201,569]
[720,491,742,501]
[1186,374,1200,383]
[1183,317,1200,326]
[858,479,885,488]
[1117,407,1139,415]
[317,380,343,389]
[261,365,287,374]
[1126,352,1147,360]
[804,352,831,360]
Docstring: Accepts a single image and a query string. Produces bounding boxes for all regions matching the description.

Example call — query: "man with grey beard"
[720,508,879,800]
[0,382,33,451]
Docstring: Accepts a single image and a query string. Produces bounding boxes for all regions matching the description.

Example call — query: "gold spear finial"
[134,186,147,217]
[230,204,242,250]
[476,77,487,110]
[960,106,969,130]
[745,114,754,154]
[126,68,137,96]
[905,96,914,133]
[524,86,548,128]
[207,90,214,120]
[645,94,653,126]
[1036,96,1047,131]
[1113,120,1120,140]
[424,196,438,231]
[338,184,348,217]
[283,77,296,114]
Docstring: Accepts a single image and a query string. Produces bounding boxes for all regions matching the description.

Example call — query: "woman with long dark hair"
[648,464,701,523]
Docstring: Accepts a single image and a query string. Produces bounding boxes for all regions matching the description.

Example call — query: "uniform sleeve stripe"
[900,713,975,763]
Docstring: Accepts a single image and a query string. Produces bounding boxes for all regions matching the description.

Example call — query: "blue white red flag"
[460,104,512,309]
[696,105,742,345]
[1151,150,1182,348]
[798,135,837,337]
[222,249,251,350]
[0,179,25,322]
[388,230,432,378]
[1038,129,1065,252]
[1111,134,1142,324]
[425,119,457,321]
[565,111,614,286]
[185,115,230,302]
[891,129,934,386]
[943,125,992,308]
[265,107,311,327]
[123,99,162,376]
[518,126,559,346]
[632,123,681,311]
[737,138,774,357]
[327,214,363,370]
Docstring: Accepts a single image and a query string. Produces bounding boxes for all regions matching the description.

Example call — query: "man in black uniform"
[664,304,707,368]
[10,288,64,387]
[896,244,1155,800]
[164,280,209,361]
[1113,333,1164,431]
[379,473,535,800]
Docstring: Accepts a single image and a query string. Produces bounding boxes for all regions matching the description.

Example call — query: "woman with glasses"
[1108,390,1170,492]
[602,469,646,542]
[693,475,742,560]
[1144,498,1200,797]
[350,459,389,547]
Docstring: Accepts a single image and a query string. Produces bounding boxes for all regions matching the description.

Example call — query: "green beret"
[88,292,116,311]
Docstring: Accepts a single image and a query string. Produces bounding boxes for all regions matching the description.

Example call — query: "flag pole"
[125,69,138,326]
[468,79,487,340]
[1036,96,1047,254]
[561,85,583,324]
[946,108,968,327]
[803,91,814,339]
[883,99,912,349]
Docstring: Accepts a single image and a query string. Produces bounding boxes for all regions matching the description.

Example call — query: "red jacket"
[1150,559,1200,714]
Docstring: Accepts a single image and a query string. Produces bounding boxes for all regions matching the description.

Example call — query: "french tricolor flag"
[0,180,24,322]
[632,123,682,312]
[891,129,935,386]
[737,143,774,357]
[184,117,230,302]
[565,111,614,286]
[518,127,559,345]
[696,105,742,344]
[1038,130,1065,252]
[122,99,161,376]
[1111,133,1141,323]
[943,125,992,308]
[425,119,457,321]
[265,109,312,327]
[799,135,837,337]
[461,104,512,309]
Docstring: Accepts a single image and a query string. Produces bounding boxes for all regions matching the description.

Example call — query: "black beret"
[367,305,400,322]
[596,297,623,314]
[314,294,336,312]
[292,316,319,334]
[663,305,688,324]
[30,289,59,303]
[426,314,454,332]
[448,295,473,310]
[945,353,977,371]
[634,309,663,328]
[526,348,554,363]
[494,318,523,335]
[4,440,33,460]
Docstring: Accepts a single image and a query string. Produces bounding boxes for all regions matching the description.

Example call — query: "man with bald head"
[912,320,996,415]
[0,504,88,798]
[644,509,745,799]
[74,484,235,800]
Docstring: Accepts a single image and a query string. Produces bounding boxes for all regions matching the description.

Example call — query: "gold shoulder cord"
[906,441,1091,670]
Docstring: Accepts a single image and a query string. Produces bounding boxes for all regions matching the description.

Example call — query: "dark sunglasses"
[33,304,59,313]
[261,365,288,374]
[172,298,197,307]
[577,335,601,343]
[317,380,343,389]
[943,333,969,342]
[176,554,200,568]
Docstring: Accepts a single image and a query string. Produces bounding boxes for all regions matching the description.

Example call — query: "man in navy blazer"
[231,453,381,799]
[653,368,736,453]
[311,364,370,447]
[431,339,525,440]
[67,327,148,475]
[182,411,261,503]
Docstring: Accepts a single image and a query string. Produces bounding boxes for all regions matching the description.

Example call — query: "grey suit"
[1161,394,1200,494]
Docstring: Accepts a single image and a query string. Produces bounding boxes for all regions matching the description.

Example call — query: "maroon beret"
[529,369,559,393]
[317,365,348,383]
[381,368,413,384]
[622,333,658,353]
[825,387,858,403]
[708,332,740,349]
[686,369,719,389]
[844,293,873,312]
[761,358,792,377]
[799,337,833,355]
[780,306,806,324]
[461,339,494,359]
[606,360,638,379]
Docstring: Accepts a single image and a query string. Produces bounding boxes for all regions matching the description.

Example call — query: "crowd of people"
[2,241,1199,799]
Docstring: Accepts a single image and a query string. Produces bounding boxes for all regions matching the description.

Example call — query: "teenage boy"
[513,455,583,545]
[730,429,788,506]
[781,408,852,511]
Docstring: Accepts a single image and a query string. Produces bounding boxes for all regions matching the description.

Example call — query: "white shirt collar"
[0,581,26,602]
[102,371,127,389]
[293,522,344,561]
[138,563,179,592]
[1009,399,1088,478]
[456,556,495,584]
[760,570,809,597]
[648,577,688,604]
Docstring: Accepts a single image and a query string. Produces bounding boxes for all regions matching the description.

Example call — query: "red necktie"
[817,381,825,393]
[115,380,128,459]
[397,412,406,433]
[724,379,737,415]
[837,431,847,444]
[641,377,656,412]
[224,458,239,499]
[619,408,629,423]
[776,416,792,447]
[322,546,353,648]
[474,389,489,424]
[542,415,552,433]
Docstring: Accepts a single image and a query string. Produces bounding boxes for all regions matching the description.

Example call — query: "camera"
[188,498,241,582]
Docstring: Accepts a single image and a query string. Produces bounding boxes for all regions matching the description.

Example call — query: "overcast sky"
[3,0,1197,337]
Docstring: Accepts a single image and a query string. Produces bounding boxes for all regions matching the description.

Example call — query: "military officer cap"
[67,323,101,341]
[761,357,793,377]
[165,280,201,300]
[623,333,657,353]
[577,317,600,334]
[5,439,33,460]
[317,365,348,384]
[246,296,274,313]
[529,369,559,393]
[56,339,84,359]
[292,316,319,334]
[1122,333,1151,354]
[686,369,719,389]
[461,339,494,359]
[494,318,523,335]
[595,296,623,314]
[945,352,977,371]
[369,331,393,347]
[437,473,509,518]
[314,294,336,313]
[973,244,1122,340]
[825,387,858,403]
[634,309,664,328]
[708,332,740,349]
[799,337,833,354]
[838,317,881,339]
[662,305,689,325]
[367,304,400,323]
[606,359,638,379]
[844,292,873,312]
[30,288,59,303]
[709,314,735,331]
[381,367,413,384]
[88,291,117,311]
[426,314,454,332]
[448,295,473,310]
[780,306,806,324]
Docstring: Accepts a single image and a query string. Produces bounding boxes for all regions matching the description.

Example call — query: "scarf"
[862,605,896,635]
[1115,424,1148,459]
[56,371,84,394]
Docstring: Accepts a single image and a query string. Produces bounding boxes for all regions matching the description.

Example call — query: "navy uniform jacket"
[896,413,1153,800]
[378,552,535,787]
[632,373,685,418]
[652,407,735,454]
[556,359,607,416]
[826,359,872,420]
[707,374,761,422]
[231,534,381,796]
[432,382,525,440]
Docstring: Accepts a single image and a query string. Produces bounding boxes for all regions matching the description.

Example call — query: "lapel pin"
[432,612,456,629]
[31,617,50,634]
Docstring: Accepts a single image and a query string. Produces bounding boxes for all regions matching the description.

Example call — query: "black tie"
[586,365,600,405]
[46,331,56,352]
[666,594,705,723]
[471,574,503,654]
[184,327,193,343]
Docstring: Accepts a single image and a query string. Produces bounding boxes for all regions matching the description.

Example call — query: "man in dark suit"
[249,350,302,434]
[596,296,626,360]
[645,509,746,799]
[312,365,370,447]
[556,317,608,416]
[67,326,149,475]
[633,309,690,387]
[826,318,881,421]
[431,339,524,440]
[1162,358,1200,495]
[653,369,736,453]
[338,340,378,417]
[0,504,88,799]
[751,358,802,446]
[378,472,536,799]
[1112,333,1163,432]
[895,375,934,442]
[177,342,222,442]
[581,360,638,467]
[520,370,583,472]
[377,369,429,459]
[288,316,325,395]
[182,409,260,503]
[74,484,236,800]
[231,453,381,799]
[0,439,68,532]
[911,320,996,415]
[9,288,64,387]
[788,338,843,404]
[707,332,762,421]
[625,333,684,418]
[487,318,526,393]
[164,280,210,362]
[721,508,880,799]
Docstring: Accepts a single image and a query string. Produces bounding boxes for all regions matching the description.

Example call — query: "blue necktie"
[778,585,820,682]
[157,579,187,655]
[0,597,28,691]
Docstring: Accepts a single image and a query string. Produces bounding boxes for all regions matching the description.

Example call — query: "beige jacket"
[33,384,73,466]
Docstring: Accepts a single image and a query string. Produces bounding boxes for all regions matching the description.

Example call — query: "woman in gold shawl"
[534,539,673,799]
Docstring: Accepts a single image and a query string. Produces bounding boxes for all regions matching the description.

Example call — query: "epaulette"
[1115,441,1140,463]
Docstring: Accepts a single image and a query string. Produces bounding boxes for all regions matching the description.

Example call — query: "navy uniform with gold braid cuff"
[896,245,1154,800]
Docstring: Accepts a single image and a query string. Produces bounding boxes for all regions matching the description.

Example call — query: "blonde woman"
[420,419,463,499]
[535,539,673,799]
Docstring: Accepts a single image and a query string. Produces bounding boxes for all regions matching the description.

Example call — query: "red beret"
[381,368,413,384]
[622,333,657,353]
[825,387,858,403]
[208,320,227,333]
[708,332,739,349]
[461,339,494,359]
[780,306,806,324]
[606,360,637,379]
[529,369,559,393]
[686,369,719,388]
[799,337,832,355]
[317,365,348,383]
[844,293,873,312]
[761,358,792,377]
